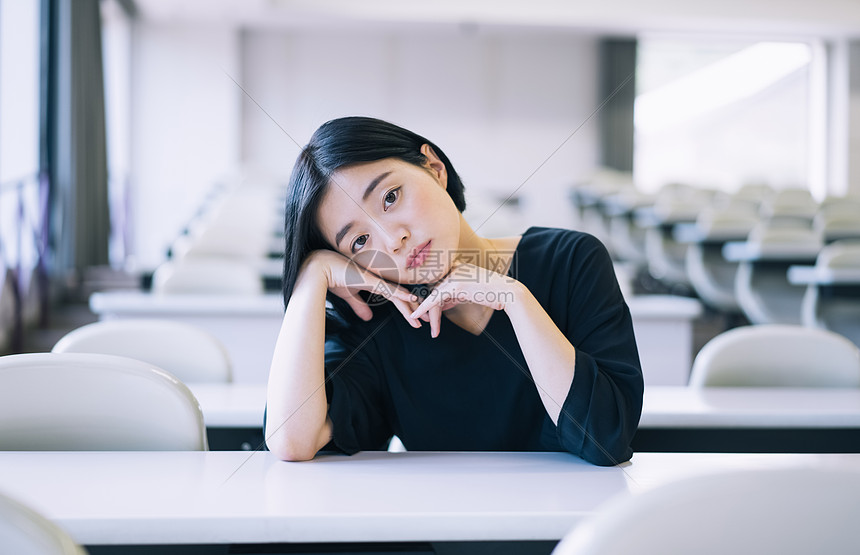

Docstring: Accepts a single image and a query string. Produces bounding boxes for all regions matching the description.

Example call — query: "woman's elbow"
[267,436,319,462]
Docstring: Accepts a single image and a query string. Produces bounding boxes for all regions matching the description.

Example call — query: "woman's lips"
[407,240,432,269]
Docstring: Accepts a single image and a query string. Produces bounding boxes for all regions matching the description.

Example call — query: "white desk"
[1,451,858,548]
[90,291,701,387]
[722,241,821,262]
[787,265,860,285]
[90,292,284,383]
[190,384,860,431]
[640,386,860,428]
[626,295,702,386]
[672,223,752,244]
[191,384,860,452]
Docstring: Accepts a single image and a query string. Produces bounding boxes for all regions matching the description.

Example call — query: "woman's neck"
[455,214,520,275]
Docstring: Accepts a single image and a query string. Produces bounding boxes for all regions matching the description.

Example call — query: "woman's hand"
[409,262,521,338]
[302,250,424,328]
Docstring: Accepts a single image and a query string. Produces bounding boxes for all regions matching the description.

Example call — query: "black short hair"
[282,116,467,330]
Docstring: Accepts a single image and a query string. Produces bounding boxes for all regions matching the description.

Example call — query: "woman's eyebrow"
[334,171,393,248]
[362,171,392,201]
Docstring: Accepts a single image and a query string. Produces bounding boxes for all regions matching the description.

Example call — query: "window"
[0,0,41,295]
[634,36,818,195]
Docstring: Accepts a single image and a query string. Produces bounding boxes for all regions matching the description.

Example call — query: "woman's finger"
[343,294,373,321]
[389,296,422,328]
[429,304,443,338]
[409,293,439,321]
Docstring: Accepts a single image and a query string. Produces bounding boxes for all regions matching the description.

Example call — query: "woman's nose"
[382,225,409,253]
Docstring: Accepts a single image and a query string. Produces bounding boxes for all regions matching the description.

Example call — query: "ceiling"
[130,0,860,38]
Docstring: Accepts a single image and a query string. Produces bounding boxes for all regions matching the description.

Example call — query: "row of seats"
[571,172,860,346]
[3,318,858,453]
[2,319,858,553]
[149,177,286,295]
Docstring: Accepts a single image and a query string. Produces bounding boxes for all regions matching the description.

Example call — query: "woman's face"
[316,149,461,285]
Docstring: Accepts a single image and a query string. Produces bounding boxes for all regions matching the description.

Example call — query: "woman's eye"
[351,235,368,253]
[383,188,400,210]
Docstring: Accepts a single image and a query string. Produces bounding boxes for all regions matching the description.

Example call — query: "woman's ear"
[420,144,448,190]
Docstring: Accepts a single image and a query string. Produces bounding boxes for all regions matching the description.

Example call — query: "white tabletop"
[1,451,858,546]
[640,386,860,428]
[189,384,860,430]
[787,265,860,285]
[722,241,821,262]
[672,222,752,244]
[90,291,284,316]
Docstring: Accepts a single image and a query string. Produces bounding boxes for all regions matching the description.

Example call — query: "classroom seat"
[552,467,860,555]
[759,188,818,226]
[151,259,264,295]
[604,188,655,268]
[52,319,233,383]
[814,201,860,243]
[688,324,860,387]
[0,352,208,450]
[685,205,759,313]
[641,186,714,288]
[801,240,860,348]
[570,178,629,254]
[734,224,822,324]
[0,491,88,555]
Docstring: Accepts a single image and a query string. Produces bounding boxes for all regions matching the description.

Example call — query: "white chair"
[0,491,88,555]
[734,224,822,324]
[604,188,655,269]
[759,188,818,225]
[0,352,208,450]
[688,324,860,387]
[685,206,759,313]
[553,467,860,555]
[814,202,860,243]
[151,259,263,295]
[52,319,233,383]
[642,186,714,288]
[801,240,860,348]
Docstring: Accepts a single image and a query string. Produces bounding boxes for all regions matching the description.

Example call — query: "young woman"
[265,116,643,466]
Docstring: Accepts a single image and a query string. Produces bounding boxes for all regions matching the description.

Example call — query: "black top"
[321,227,644,466]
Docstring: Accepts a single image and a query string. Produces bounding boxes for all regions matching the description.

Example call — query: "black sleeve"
[555,234,644,466]
[323,323,394,454]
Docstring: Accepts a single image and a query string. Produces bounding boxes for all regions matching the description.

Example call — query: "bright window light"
[636,42,812,133]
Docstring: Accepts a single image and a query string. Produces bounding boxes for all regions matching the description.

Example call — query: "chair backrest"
[801,240,860,348]
[151,259,263,295]
[0,491,88,555]
[688,324,860,387]
[553,467,860,555]
[52,319,232,383]
[0,352,207,450]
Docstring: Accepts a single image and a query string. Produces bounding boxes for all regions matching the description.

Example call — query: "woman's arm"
[409,235,642,465]
[503,282,575,425]
[266,251,421,461]
[265,262,333,461]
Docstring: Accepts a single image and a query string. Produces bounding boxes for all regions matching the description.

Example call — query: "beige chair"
[801,240,860,348]
[0,352,207,450]
[52,319,232,383]
[553,467,860,555]
[688,324,860,387]
[151,259,263,295]
[685,205,759,313]
[0,491,88,554]
[733,224,822,324]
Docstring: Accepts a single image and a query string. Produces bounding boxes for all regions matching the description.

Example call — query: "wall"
[127,24,600,265]
[239,25,599,237]
[129,23,241,268]
[850,41,860,195]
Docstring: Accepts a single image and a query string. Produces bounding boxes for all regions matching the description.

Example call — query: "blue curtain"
[42,0,109,277]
